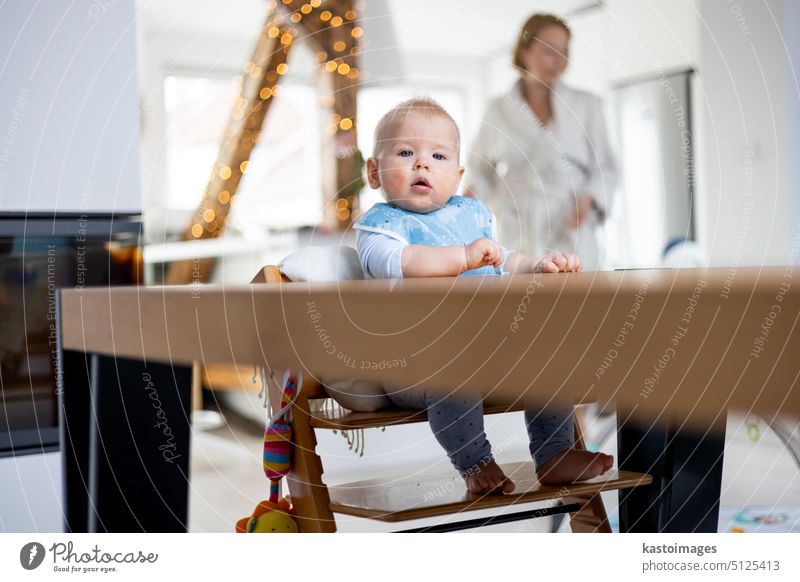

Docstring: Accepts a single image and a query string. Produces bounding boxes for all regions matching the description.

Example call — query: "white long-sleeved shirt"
[356,229,405,279]
[356,219,512,279]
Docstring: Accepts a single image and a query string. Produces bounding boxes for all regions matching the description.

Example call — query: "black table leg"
[59,349,192,532]
[58,349,93,533]
[618,419,726,532]
[89,355,192,532]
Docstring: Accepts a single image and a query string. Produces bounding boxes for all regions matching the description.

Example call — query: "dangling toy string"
[254,364,280,410]
[255,366,369,457]
[322,397,366,457]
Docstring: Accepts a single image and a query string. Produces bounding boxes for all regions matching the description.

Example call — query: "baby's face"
[366,114,464,213]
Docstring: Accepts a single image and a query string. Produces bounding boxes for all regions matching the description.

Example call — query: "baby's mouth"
[411,177,431,192]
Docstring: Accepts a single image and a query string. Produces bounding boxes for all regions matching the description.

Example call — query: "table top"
[60,266,799,425]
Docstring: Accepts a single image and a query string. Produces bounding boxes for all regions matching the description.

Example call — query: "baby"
[354,98,613,494]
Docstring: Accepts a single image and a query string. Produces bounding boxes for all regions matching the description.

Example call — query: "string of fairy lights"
[189,0,365,240]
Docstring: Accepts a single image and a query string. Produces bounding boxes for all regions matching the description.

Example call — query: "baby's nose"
[413,157,430,170]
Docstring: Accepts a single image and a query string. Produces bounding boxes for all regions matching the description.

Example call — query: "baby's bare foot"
[536,449,614,485]
[463,460,516,494]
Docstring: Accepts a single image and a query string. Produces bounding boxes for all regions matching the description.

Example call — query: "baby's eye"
[398,149,413,157]
[432,153,446,160]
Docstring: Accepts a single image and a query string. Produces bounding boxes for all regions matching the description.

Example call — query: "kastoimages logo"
[20,542,46,570]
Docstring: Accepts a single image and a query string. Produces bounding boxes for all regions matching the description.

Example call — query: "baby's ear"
[366,157,381,189]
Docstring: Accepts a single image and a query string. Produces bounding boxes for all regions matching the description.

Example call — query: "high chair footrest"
[310,402,527,430]
[327,461,652,522]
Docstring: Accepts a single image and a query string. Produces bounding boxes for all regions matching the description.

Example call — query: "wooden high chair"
[252,265,652,533]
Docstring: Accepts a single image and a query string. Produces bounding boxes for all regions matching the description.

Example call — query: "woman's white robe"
[467,80,618,269]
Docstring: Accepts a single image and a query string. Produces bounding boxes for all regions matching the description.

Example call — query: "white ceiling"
[370,0,599,56]
[137,0,268,38]
[137,0,601,55]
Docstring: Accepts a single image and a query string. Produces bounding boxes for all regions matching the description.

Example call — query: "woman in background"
[466,13,617,269]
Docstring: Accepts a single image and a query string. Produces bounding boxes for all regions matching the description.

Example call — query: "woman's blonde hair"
[513,13,571,70]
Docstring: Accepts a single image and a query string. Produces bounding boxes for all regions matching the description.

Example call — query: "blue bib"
[354,196,503,276]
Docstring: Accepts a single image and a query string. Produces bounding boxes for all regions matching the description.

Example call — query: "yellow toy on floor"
[236,498,297,533]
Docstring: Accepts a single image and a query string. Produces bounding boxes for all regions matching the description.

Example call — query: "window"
[164,74,323,229]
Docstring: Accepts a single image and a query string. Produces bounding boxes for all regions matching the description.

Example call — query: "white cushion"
[278,245,364,282]
[278,245,390,412]
[321,378,391,413]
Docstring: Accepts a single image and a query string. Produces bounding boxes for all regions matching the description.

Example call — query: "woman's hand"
[464,238,504,271]
[533,252,582,273]
[565,194,595,229]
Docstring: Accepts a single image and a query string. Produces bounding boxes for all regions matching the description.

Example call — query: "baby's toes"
[501,478,516,493]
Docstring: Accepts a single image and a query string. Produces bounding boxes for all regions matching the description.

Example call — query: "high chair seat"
[252,260,653,532]
[310,400,528,430]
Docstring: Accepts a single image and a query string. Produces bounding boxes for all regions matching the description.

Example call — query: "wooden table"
[57,266,799,532]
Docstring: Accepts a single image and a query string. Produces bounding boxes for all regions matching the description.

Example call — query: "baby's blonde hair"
[372,97,461,158]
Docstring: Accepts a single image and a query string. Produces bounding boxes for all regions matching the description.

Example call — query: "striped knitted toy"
[263,371,299,503]
[236,370,300,533]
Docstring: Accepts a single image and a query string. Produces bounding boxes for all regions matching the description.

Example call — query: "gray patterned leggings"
[386,387,574,476]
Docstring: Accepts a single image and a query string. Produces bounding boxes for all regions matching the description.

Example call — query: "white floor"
[188,394,800,533]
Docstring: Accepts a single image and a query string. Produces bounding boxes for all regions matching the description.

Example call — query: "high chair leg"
[287,377,337,533]
[567,412,612,533]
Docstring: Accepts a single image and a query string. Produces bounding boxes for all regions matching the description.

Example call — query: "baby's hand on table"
[464,238,503,271]
[533,252,582,273]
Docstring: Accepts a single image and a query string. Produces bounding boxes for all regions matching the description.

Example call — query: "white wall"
[697,0,800,266]
[0,0,141,213]
[0,453,63,533]
[788,0,800,242]
[566,0,699,95]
